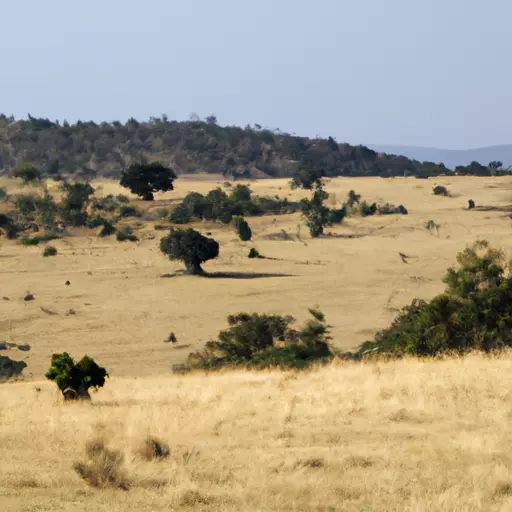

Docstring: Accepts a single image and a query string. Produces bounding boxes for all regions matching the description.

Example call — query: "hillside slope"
[0,114,451,179]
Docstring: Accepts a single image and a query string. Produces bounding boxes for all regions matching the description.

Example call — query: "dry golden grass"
[2,175,512,379]
[3,175,512,509]
[3,355,512,510]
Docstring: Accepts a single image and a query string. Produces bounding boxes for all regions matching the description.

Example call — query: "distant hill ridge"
[369,144,512,171]
[0,114,506,179]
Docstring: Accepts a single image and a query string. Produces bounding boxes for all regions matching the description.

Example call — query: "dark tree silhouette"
[120,162,177,200]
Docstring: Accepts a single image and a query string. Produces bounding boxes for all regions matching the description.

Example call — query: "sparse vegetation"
[43,245,57,257]
[73,439,128,489]
[116,226,138,242]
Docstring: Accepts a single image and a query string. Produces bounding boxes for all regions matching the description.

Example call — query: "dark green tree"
[160,228,219,275]
[45,352,108,400]
[120,161,177,200]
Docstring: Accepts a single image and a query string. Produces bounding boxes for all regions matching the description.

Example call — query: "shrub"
[120,161,176,200]
[91,195,118,212]
[0,187,7,202]
[433,185,449,196]
[21,234,59,246]
[136,437,170,461]
[424,219,440,234]
[229,184,252,203]
[118,205,139,218]
[468,199,475,209]
[45,352,108,400]
[160,228,219,275]
[378,203,408,215]
[12,163,42,183]
[351,241,512,358]
[248,248,263,259]
[116,226,138,242]
[186,308,333,370]
[99,220,116,237]
[232,216,252,241]
[43,245,57,257]
[169,203,192,224]
[116,194,130,204]
[165,332,178,343]
[73,439,128,489]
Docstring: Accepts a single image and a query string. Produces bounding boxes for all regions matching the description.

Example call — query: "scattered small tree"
[45,352,108,400]
[116,226,138,242]
[160,228,219,275]
[120,162,177,200]
[468,199,475,209]
[232,216,252,241]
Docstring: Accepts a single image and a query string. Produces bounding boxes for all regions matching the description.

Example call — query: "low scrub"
[43,245,57,257]
[73,439,128,489]
[186,308,333,370]
[116,226,138,242]
[433,184,450,196]
[349,240,512,358]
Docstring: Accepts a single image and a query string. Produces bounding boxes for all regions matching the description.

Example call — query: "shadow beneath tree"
[161,271,295,280]
[0,355,27,380]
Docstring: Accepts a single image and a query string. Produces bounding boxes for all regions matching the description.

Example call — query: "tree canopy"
[120,161,177,200]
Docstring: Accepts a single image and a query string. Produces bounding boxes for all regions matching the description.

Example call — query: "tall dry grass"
[2,354,512,511]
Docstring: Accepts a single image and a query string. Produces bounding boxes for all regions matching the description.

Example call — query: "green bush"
[186,309,333,370]
[350,241,512,358]
[0,187,7,202]
[232,216,252,241]
[116,226,138,242]
[43,245,57,257]
[468,199,475,209]
[45,352,108,400]
[91,195,119,212]
[377,203,408,215]
[99,220,116,237]
[21,234,59,246]
[169,203,192,224]
[433,185,449,196]
[118,205,139,218]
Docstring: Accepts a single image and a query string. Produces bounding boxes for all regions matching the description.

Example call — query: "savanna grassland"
[2,175,512,510]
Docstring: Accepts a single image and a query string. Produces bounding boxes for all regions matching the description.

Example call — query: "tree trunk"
[142,192,154,201]
[185,261,204,275]
[62,386,91,401]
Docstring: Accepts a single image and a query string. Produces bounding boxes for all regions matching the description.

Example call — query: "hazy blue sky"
[2,0,510,149]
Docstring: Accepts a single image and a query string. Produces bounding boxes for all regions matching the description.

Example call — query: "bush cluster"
[169,185,298,225]
[186,309,333,370]
[349,241,512,358]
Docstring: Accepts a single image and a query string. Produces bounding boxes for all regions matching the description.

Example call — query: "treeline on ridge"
[0,113,501,180]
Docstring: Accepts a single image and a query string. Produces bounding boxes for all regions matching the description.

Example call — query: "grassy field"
[2,175,512,378]
[3,355,512,511]
[2,175,512,509]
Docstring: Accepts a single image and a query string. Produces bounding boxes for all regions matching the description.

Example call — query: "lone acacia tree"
[160,228,219,275]
[45,352,108,400]
[120,161,177,200]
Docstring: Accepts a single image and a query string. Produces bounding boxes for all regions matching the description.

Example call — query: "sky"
[1,0,510,149]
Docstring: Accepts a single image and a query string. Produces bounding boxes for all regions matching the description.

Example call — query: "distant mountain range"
[368,144,512,170]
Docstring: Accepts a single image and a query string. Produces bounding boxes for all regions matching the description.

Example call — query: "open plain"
[2,175,512,510]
